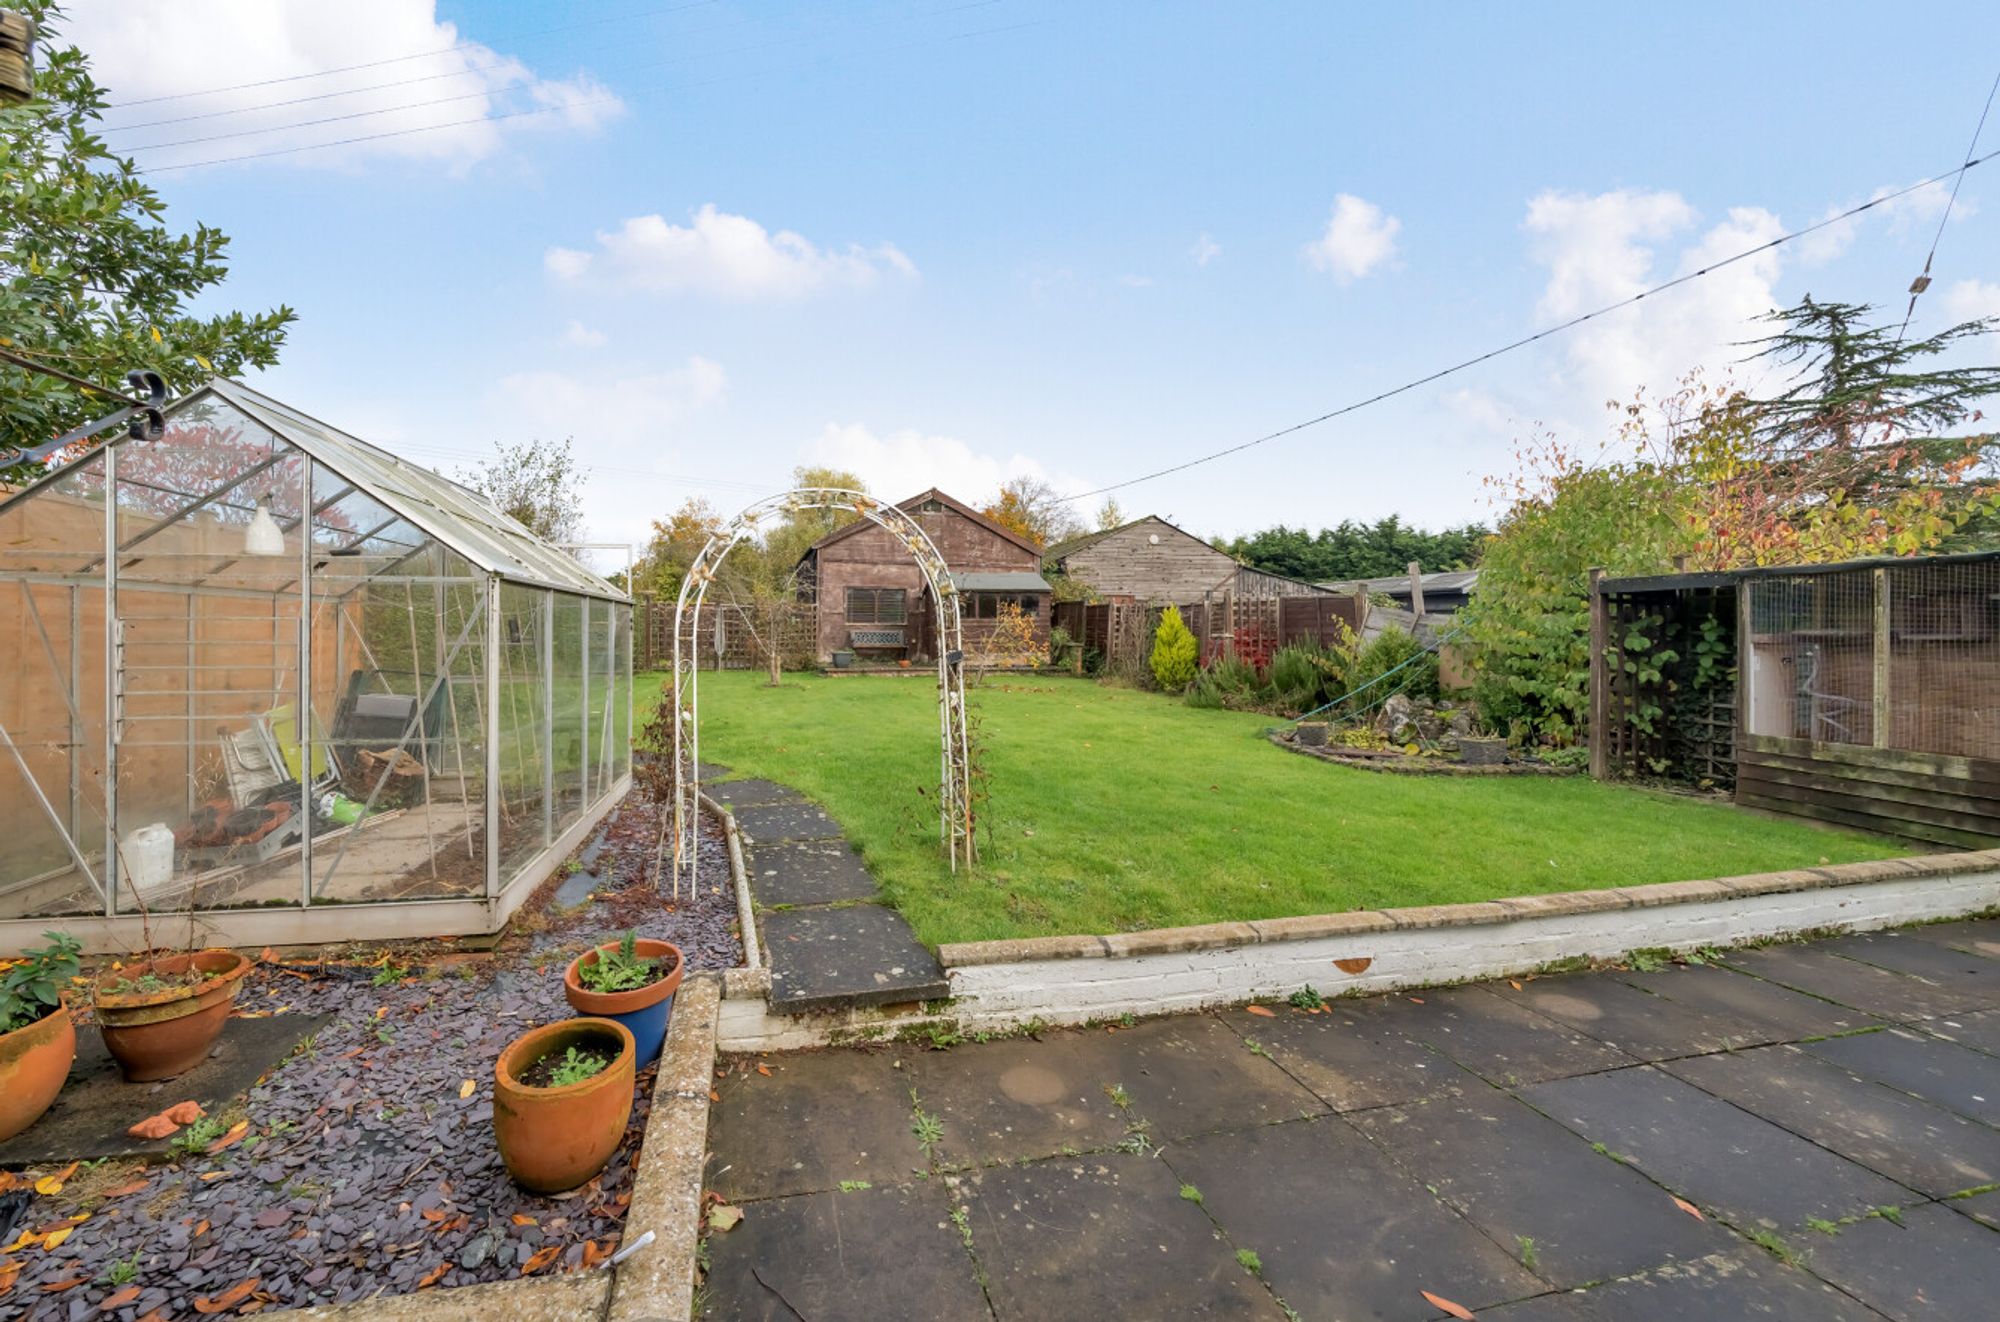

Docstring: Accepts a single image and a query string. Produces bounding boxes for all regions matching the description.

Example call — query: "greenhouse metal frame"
[0,379,633,954]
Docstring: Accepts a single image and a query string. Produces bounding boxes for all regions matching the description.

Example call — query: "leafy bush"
[1,931,80,1033]
[1186,655,1268,710]
[578,931,669,994]
[1149,605,1198,691]
[1347,627,1439,707]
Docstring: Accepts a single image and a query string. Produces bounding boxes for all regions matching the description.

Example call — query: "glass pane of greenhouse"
[0,381,633,948]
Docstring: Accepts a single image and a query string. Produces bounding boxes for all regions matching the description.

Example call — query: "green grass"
[669,671,1905,948]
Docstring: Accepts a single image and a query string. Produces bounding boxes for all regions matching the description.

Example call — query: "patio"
[701,920,2000,1320]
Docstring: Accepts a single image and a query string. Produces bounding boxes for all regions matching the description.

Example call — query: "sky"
[58,0,2000,575]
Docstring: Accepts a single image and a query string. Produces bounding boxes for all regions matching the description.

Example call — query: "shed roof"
[951,570,1052,592]
[1319,568,1481,597]
[805,487,1045,559]
[1045,514,1222,561]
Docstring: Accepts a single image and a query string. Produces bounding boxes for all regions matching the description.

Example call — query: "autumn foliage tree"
[982,476,1084,548]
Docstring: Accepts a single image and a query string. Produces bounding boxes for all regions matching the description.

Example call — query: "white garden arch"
[670,488,974,897]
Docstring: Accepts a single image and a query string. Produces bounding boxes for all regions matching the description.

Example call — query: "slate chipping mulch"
[3,791,740,1321]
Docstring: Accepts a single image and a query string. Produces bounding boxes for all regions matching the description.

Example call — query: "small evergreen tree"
[1150,605,1198,691]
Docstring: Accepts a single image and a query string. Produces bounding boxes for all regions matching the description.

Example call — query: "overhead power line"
[100,0,721,108]
[1896,67,2000,341]
[1063,148,2000,505]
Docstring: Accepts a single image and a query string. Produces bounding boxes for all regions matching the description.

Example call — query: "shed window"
[846,587,907,625]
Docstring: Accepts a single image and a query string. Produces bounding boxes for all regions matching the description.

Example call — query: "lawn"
[664,671,1907,948]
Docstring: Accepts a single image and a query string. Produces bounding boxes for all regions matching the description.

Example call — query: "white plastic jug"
[121,823,176,899]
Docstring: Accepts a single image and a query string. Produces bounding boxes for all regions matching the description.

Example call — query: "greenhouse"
[0,380,633,953]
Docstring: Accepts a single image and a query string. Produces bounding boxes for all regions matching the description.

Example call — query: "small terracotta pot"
[563,938,683,1068]
[0,999,75,1143]
[93,949,252,1082]
[493,1017,635,1193]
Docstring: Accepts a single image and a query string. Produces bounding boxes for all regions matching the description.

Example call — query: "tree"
[1,1,294,481]
[1095,497,1125,531]
[760,464,869,574]
[982,476,1085,549]
[1224,516,1490,582]
[458,435,587,548]
[1150,605,1198,691]
[636,496,724,598]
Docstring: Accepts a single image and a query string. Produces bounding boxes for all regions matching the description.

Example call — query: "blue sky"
[65,1,2000,570]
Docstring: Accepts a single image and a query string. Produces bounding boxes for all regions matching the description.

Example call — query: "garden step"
[752,840,882,908]
[727,798,843,844]
[762,905,949,1014]
[705,778,807,809]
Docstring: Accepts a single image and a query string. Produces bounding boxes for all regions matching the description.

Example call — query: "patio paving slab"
[1369,985,1635,1087]
[1613,961,1881,1040]
[1666,1044,2000,1197]
[1093,1015,1329,1140]
[1350,1091,1726,1288]
[706,778,807,808]
[1722,945,1991,1021]
[1948,1188,2000,1230]
[1805,1026,2000,1126]
[1521,1066,1910,1231]
[959,1152,1283,1320]
[1540,1251,1883,1322]
[1888,917,2000,959]
[1162,1116,1544,1320]
[905,1030,1140,1167]
[749,839,882,908]
[1211,999,1482,1111]
[762,904,949,1014]
[1493,972,1777,1060]
[1915,1006,2000,1056]
[697,1180,989,1322]
[1797,1201,2000,1321]
[706,1047,925,1200]
[1818,930,2000,1004]
[728,798,844,844]
[0,1011,329,1165]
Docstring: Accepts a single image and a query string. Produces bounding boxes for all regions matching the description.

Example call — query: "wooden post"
[1407,560,1426,619]
[1872,566,1890,748]
[1588,567,1608,780]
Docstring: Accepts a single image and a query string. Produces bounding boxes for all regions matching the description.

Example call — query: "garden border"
[696,789,761,971]
[715,850,2000,1052]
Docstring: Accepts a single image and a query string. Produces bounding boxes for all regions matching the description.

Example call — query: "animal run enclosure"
[1594,551,2000,848]
[0,380,633,953]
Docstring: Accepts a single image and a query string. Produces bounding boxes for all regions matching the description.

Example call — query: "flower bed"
[0,790,738,1318]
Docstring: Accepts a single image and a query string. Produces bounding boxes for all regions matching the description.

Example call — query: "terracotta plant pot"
[563,938,683,1069]
[493,1017,636,1193]
[93,949,253,1082]
[0,999,75,1143]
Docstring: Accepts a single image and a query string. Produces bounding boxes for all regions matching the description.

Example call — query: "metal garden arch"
[670,489,974,897]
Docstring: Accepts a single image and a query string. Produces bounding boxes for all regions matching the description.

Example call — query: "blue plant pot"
[562,939,684,1071]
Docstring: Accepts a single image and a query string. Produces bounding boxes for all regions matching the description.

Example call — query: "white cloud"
[68,0,622,172]
[803,422,1081,508]
[1521,188,1785,415]
[1941,278,2000,327]
[1118,274,1154,288]
[1190,232,1221,267]
[1304,194,1401,283]
[559,320,607,349]
[544,206,917,300]
[1797,178,1967,265]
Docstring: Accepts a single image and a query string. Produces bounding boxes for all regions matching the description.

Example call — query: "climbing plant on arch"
[669,488,975,897]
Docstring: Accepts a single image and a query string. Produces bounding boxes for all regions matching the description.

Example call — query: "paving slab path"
[700,920,2000,1320]
[711,777,948,1014]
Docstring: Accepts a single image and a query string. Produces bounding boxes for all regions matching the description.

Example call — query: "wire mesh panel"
[1744,571,1877,747]
[1888,558,2000,759]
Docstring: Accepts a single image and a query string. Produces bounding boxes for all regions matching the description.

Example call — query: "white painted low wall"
[716,852,2000,1053]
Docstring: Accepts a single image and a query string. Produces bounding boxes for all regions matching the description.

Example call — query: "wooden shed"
[796,489,1050,664]
[1045,516,1239,604]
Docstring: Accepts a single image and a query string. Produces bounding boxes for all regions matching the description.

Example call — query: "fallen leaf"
[511,1214,538,1227]
[457,1079,476,1100]
[374,1006,388,1019]
[707,1204,743,1233]
[416,1263,449,1289]
[708,1090,720,1103]
[258,947,278,963]
[40,1276,88,1293]
[338,1047,366,1060]
[34,1161,79,1195]
[1333,957,1373,975]
[1244,1005,1277,1018]
[1509,980,1524,990]
[1407,997,1426,1004]
[199,1171,230,1182]
[193,1277,259,1313]
[0,1171,14,1194]
[1421,1290,1475,1320]
[1672,1196,1705,1221]
[194,1220,210,1239]
[2,1230,40,1255]
[100,1285,141,1310]
[42,1226,75,1249]
[0,1261,18,1295]
[519,1245,562,1276]
[419,1208,449,1223]
[207,1120,250,1154]
[99,1178,149,1200]
[755,1064,771,1077]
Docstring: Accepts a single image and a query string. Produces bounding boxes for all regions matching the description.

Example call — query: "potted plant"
[92,947,253,1081]
[493,1016,636,1193]
[0,931,80,1142]
[564,931,683,1068]
[1457,725,1508,766]
[831,648,855,670]
[1295,720,1330,748]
